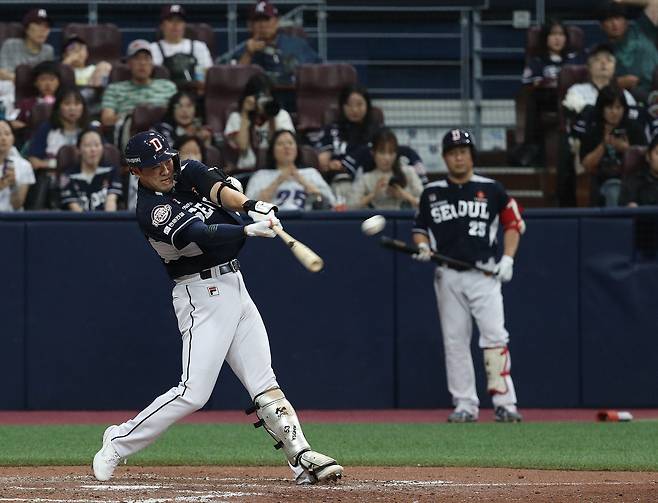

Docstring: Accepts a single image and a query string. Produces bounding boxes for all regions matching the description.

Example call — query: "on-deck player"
[412,129,525,423]
[92,131,343,484]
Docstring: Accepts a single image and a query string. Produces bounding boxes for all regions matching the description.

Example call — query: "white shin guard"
[484,346,511,395]
[251,388,311,465]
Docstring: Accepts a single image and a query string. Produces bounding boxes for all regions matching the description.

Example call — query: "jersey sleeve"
[177,159,227,201]
[59,177,79,208]
[412,190,430,235]
[244,170,272,200]
[138,196,202,249]
[224,111,241,136]
[274,109,295,132]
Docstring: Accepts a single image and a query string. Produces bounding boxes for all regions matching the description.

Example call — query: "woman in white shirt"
[349,128,423,210]
[224,73,294,170]
[0,119,35,211]
[246,130,335,210]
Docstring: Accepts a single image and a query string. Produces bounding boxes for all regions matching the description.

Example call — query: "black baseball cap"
[22,8,51,27]
[598,1,627,22]
[249,0,279,21]
[160,4,186,21]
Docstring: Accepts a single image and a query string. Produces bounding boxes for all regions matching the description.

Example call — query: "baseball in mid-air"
[361,215,386,236]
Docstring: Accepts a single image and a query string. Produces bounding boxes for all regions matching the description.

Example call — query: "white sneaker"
[92,425,122,481]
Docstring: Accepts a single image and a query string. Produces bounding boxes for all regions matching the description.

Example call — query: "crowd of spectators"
[3,0,658,213]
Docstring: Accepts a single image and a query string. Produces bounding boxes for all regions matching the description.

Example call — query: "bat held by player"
[379,236,491,274]
[273,225,324,273]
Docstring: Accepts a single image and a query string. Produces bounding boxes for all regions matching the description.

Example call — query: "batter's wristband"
[242,200,278,214]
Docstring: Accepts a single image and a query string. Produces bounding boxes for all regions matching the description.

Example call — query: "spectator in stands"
[224,73,294,170]
[512,19,583,166]
[599,0,658,102]
[150,4,213,92]
[28,88,88,171]
[60,128,122,212]
[245,129,334,210]
[315,84,380,179]
[619,134,658,205]
[61,34,112,87]
[557,43,638,206]
[0,119,35,211]
[349,128,423,210]
[0,8,54,82]
[175,135,205,162]
[154,91,212,149]
[11,61,60,133]
[580,84,646,206]
[237,0,321,85]
[100,39,177,139]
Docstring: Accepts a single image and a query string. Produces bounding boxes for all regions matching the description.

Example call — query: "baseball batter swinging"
[92,131,343,484]
[412,129,525,423]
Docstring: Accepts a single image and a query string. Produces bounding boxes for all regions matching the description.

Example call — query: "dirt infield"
[0,466,656,503]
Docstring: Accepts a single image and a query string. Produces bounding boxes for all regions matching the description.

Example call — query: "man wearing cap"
[238,0,320,84]
[150,5,213,91]
[101,39,177,131]
[599,0,658,101]
[0,8,54,82]
[62,34,112,87]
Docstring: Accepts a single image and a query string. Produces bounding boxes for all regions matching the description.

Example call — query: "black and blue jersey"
[60,165,123,211]
[135,160,246,279]
[413,174,510,265]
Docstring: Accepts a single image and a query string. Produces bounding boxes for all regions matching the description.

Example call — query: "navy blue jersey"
[135,159,246,279]
[60,165,123,211]
[413,174,509,265]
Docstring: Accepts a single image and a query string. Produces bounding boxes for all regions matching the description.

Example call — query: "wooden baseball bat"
[379,236,491,274]
[273,226,324,273]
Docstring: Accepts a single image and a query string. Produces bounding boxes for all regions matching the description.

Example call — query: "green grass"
[0,422,657,471]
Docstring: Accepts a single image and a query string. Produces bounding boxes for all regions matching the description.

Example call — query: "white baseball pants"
[433,267,517,416]
[110,268,278,458]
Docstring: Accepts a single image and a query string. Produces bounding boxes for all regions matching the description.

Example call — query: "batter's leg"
[467,273,518,411]
[434,268,479,416]
[109,275,243,459]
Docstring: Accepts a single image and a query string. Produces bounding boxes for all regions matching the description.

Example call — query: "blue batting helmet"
[441,128,475,155]
[124,131,177,169]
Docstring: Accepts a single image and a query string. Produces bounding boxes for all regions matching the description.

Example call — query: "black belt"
[200,259,240,279]
[442,261,471,272]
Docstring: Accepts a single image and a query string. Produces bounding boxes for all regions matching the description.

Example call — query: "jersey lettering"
[430,201,489,223]
[451,130,461,141]
[149,137,163,152]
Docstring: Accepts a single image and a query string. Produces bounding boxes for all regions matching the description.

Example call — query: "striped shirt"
[101,79,177,117]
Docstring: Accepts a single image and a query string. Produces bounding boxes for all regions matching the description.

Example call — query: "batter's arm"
[412,232,430,247]
[502,228,520,259]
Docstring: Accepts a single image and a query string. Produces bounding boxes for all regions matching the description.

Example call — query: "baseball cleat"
[494,406,523,423]
[92,425,122,481]
[447,410,478,423]
[296,450,343,484]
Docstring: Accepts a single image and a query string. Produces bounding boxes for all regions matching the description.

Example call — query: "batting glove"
[244,217,280,238]
[494,255,514,282]
[412,242,432,262]
[243,199,278,222]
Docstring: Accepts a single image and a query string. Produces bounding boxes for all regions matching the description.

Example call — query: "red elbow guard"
[500,198,526,234]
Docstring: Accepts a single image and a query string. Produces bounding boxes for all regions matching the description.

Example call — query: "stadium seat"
[62,23,122,64]
[109,63,171,82]
[0,22,23,46]
[57,143,122,173]
[623,145,647,177]
[204,143,222,167]
[295,64,358,132]
[204,64,263,135]
[300,144,319,170]
[130,104,167,136]
[14,63,76,103]
[525,25,585,62]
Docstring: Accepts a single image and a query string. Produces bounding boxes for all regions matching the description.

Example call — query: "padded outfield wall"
[1,209,657,410]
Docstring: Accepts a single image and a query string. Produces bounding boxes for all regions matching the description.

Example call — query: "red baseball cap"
[22,8,51,28]
[249,1,278,20]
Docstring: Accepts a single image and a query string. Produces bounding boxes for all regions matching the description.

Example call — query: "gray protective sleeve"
[174,220,245,249]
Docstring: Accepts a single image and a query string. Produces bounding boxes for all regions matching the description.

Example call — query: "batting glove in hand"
[243,199,278,222]
[412,242,432,262]
[244,217,280,238]
[494,255,514,282]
